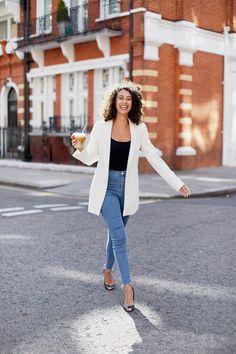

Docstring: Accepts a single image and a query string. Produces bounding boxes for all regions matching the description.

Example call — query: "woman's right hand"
[71,133,86,151]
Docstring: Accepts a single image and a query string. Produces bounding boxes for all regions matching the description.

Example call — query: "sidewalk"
[0,159,236,199]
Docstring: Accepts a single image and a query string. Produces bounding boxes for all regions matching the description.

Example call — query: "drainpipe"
[23,0,31,161]
[129,0,133,81]
[222,26,230,166]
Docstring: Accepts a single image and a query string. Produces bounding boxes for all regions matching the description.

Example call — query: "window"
[83,72,88,89]
[41,102,45,127]
[61,71,88,130]
[100,0,120,19]
[70,0,88,33]
[40,78,44,94]
[119,67,125,82]
[108,0,120,15]
[69,99,75,128]
[70,0,78,6]
[31,76,56,129]
[102,69,109,88]
[53,77,56,92]
[44,0,52,32]
[36,0,52,34]
[69,74,74,91]
[10,18,17,38]
[0,20,8,40]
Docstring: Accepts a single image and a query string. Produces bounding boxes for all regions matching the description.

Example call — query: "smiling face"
[115,89,132,115]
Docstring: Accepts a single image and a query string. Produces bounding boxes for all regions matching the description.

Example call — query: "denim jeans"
[101,170,132,285]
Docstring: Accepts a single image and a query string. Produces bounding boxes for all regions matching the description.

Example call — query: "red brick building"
[0,0,236,171]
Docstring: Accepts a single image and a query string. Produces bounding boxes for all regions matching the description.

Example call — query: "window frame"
[36,0,52,35]
[99,0,121,20]
[61,71,88,130]
[0,16,10,41]
[31,76,56,129]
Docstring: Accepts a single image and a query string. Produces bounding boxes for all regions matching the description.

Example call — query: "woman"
[71,82,190,313]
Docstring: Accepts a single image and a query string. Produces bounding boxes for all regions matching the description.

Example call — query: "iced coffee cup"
[71,132,86,151]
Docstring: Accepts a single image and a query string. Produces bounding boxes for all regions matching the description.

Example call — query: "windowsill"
[96,7,146,22]
[35,29,52,36]
[95,12,128,22]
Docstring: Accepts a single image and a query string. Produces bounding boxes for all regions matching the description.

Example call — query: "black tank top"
[109,138,131,171]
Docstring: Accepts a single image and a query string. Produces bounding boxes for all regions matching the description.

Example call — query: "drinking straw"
[82,122,87,133]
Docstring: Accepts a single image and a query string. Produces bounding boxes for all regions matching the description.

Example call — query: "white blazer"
[72,119,184,216]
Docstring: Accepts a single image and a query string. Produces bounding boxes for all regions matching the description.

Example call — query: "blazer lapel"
[102,120,113,173]
[126,120,137,171]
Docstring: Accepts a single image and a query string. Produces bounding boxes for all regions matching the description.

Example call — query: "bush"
[56,0,70,22]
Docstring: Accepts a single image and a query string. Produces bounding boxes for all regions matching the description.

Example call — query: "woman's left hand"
[179,184,191,198]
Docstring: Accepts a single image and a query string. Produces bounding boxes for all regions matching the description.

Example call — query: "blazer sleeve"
[140,123,184,191]
[72,121,100,166]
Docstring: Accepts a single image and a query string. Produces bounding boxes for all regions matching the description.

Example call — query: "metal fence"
[0,127,25,159]
[0,126,78,162]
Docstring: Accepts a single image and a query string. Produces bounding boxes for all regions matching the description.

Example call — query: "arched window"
[8,87,17,128]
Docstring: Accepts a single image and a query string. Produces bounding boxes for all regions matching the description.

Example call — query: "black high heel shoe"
[123,285,135,312]
[103,269,115,291]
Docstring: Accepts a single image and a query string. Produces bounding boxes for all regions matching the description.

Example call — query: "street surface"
[0,185,235,354]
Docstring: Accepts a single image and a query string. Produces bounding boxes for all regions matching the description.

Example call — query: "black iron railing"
[0,127,25,159]
[0,116,87,161]
[17,0,121,48]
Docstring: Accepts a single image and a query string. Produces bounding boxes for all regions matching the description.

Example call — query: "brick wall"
[192,52,223,167]
[145,0,232,32]
[5,0,233,170]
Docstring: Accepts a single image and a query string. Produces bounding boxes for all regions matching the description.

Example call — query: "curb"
[139,189,236,199]
[0,160,95,174]
[1,180,235,199]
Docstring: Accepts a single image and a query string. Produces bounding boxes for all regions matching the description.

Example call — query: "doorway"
[7,87,18,153]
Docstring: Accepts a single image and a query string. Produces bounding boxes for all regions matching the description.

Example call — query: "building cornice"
[27,54,129,80]
[144,11,236,65]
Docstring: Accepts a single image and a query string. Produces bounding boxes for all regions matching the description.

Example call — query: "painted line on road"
[78,202,88,206]
[139,200,161,205]
[2,209,43,217]
[34,204,68,208]
[0,207,25,213]
[51,206,84,211]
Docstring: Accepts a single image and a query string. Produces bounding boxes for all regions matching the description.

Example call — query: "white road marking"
[0,234,32,240]
[78,202,88,206]
[34,204,68,208]
[2,209,43,217]
[0,207,25,213]
[51,206,83,211]
[139,199,160,205]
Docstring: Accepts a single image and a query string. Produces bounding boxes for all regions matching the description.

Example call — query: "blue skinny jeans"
[101,170,132,286]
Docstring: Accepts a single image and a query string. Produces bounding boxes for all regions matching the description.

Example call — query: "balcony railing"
[0,118,86,161]
[17,0,121,49]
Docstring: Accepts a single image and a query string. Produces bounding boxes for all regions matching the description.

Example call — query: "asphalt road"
[0,185,236,354]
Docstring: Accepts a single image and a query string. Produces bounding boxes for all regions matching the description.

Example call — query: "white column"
[222,28,236,166]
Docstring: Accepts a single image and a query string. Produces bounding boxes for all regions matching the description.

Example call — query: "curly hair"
[102,81,144,125]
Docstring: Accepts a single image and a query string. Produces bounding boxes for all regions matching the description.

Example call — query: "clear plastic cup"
[72,132,86,150]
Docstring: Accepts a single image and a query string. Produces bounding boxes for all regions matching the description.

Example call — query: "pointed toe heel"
[103,269,115,291]
[123,285,135,312]
[104,282,116,291]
